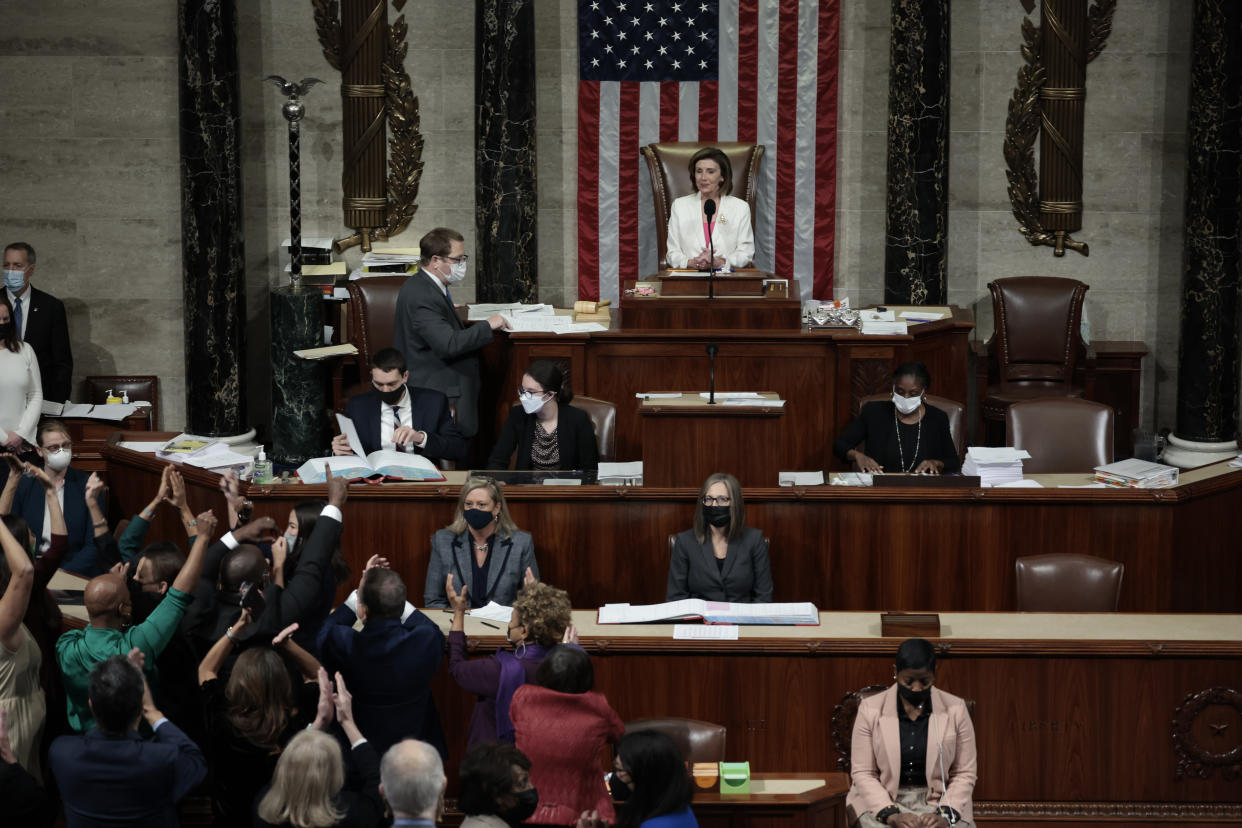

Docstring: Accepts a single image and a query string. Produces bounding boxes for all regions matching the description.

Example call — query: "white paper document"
[992,479,1043,488]
[635,393,682,399]
[467,303,555,321]
[118,441,167,453]
[779,471,825,487]
[899,311,945,321]
[698,392,762,400]
[723,398,784,407]
[504,315,607,334]
[966,447,1032,462]
[469,602,514,623]
[831,472,874,486]
[598,600,818,626]
[674,624,739,640]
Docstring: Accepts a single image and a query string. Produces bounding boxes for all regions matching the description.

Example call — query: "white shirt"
[0,342,42,444]
[6,287,30,340]
[379,387,428,453]
[422,267,448,296]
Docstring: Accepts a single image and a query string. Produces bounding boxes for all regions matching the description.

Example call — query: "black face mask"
[608,773,632,802]
[502,787,539,824]
[703,505,731,528]
[898,683,931,708]
[127,580,164,625]
[377,384,405,405]
[464,508,496,531]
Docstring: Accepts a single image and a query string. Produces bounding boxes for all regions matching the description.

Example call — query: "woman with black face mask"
[846,638,978,828]
[665,472,772,603]
[423,477,539,609]
[459,741,540,828]
[598,730,697,828]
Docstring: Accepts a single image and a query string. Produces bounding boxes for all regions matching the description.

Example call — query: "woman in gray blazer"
[424,476,539,608]
[666,472,773,603]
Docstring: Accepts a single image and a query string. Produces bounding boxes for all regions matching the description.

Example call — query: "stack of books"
[1094,458,1179,488]
[962,447,1030,486]
[359,249,420,274]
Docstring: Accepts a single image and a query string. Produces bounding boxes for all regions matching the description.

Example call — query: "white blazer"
[665,193,755,269]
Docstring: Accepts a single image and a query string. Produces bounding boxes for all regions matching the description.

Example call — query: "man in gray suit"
[393,228,506,438]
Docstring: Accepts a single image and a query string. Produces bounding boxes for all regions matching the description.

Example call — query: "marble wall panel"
[0,58,76,136]
[0,1,177,57]
[72,57,179,138]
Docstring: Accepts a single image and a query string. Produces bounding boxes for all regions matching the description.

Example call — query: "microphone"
[706,342,719,404]
[703,198,718,298]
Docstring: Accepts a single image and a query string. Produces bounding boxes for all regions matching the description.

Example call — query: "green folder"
[719,761,751,794]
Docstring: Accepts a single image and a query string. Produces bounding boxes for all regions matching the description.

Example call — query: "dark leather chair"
[1005,397,1114,473]
[831,685,977,773]
[1015,553,1125,612]
[334,275,412,412]
[625,717,726,764]
[858,392,966,465]
[979,276,1096,445]
[83,375,160,429]
[641,142,764,269]
[573,395,617,462]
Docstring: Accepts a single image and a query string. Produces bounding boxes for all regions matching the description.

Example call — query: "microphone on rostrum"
[703,198,718,299]
[706,342,719,404]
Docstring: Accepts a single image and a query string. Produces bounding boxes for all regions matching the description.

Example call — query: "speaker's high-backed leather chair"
[334,275,411,412]
[641,142,764,269]
[625,717,726,764]
[858,393,966,465]
[1015,553,1125,612]
[84,375,160,429]
[979,276,1095,444]
[573,395,617,462]
[1005,397,1114,474]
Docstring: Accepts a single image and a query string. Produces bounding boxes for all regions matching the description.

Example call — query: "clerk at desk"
[332,347,467,466]
[833,361,959,475]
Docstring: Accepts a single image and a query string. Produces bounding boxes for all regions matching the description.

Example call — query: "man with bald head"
[381,739,446,826]
[56,510,219,732]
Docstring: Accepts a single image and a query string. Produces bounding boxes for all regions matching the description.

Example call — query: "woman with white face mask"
[833,362,959,475]
[485,361,599,472]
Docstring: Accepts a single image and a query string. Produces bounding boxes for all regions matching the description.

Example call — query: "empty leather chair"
[1005,397,1114,473]
[858,392,966,465]
[1015,553,1125,612]
[625,717,726,764]
[641,142,764,268]
[573,395,617,462]
[334,274,412,411]
[84,375,160,429]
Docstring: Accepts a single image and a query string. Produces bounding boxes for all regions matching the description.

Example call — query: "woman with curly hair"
[446,579,573,745]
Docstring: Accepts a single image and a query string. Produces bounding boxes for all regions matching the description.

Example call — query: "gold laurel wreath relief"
[1003,0,1115,257]
[312,0,424,253]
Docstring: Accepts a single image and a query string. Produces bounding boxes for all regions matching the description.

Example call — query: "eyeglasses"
[517,388,549,401]
[442,254,469,263]
[702,496,731,506]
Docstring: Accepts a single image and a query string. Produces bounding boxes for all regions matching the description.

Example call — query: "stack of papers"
[597,461,643,485]
[831,472,874,486]
[469,602,514,623]
[962,447,1030,486]
[697,392,784,407]
[467,303,554,321]
[778,471,824,486]
[504,316,607,334]
[598,599,819,626]
[859,310,909,335]
[1231,453,1242,468]
[42,401,143,421]
[1094,458,1180,488]
[157,434,220,461]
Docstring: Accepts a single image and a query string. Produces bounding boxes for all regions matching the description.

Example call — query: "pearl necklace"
[894,407,922,473]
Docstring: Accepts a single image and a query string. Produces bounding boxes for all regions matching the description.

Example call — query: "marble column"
[269,286,325,466]
[1167,0,1241,466]
[178,0,247,436]
[883,0,949,305]
[476,0,538,303]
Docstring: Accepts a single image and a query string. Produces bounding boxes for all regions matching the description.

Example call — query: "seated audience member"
[320,560,447,759]
[50,655,207,826]
[424,477,538,609]
[0,509,44,778]
[380,739,448,827]
[255,671,385,828]
[332,347,468,465]
[510,644,623,826]
[57,510,217,733]
[847,638,977,828]
[0,292,41,457]
[458,741,538,828]
[447,579,573,744]
[486,360,600,472]
[0,708,50,826]
[7,420,101,575]
[666,472,772,603]
[602,730,698,828]
[833,361,959,475]
[115,464,200,566]
[181,470,348,658]
[275,498,352,654]
[198,610,323,826]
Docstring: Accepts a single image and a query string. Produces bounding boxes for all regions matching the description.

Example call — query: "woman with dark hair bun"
[832,361,959,475]
[606,729,697,828]
[665,146,755,271]
[486,360,600,471]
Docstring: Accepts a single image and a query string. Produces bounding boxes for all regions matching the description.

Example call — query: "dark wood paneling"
[642,404,788,487]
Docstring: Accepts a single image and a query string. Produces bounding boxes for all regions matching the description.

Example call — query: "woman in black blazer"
[486,360,599,471]
[666,473,773,603]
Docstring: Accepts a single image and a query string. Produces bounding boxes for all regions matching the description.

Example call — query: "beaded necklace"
[894,406,923,473]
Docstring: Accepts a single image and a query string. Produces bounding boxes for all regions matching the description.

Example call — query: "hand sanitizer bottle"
[253,447,273,484]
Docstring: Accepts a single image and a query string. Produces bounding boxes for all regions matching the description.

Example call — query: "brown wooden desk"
[101,438,1242,614]
[691,773,848,828]
[52,410,151,472]
[640,393,787,486]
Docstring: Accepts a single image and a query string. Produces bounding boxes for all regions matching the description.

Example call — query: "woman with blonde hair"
[255,669,384,827]
[424,476,538,609]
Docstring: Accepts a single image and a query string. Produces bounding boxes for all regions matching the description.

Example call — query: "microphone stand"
[706,343,718,404]
[704,198,718,300]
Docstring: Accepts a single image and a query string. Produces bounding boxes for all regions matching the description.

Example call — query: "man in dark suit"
[50,654,207,827]
[331,346,468,464]
[392,227,506,438]
[4,242,73,402]
[12,420,98,574]
[319,565,448,759]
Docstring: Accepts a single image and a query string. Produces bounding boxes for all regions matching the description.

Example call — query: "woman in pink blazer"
[846,639,977,828]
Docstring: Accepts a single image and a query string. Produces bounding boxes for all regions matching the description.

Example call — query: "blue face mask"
[3,269,25,292]
[283,532,298,551]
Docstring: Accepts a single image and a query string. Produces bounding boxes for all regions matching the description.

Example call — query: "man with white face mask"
[7,420,102,574]
[393,228,507,440]
[3,242,72,403]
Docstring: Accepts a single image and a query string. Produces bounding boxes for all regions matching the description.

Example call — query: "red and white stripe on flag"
[577,0,840,302]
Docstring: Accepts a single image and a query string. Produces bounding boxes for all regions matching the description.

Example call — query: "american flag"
[576,0,840,302]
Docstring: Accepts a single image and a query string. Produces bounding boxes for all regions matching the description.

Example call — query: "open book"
[597,599,819,626]
[296,450,445,483]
